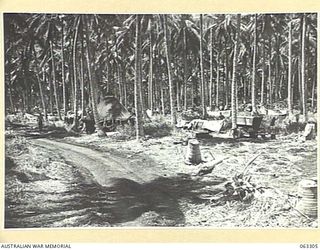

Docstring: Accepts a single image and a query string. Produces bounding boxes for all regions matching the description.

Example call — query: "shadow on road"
[5,173,227,228]
[100,174,226,226]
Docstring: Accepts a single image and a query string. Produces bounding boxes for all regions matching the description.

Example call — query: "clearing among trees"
[4,13,318,228]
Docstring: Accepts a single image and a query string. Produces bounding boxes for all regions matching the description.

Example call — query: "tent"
[97,96,133,123]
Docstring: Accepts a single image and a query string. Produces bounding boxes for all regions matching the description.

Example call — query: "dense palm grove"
[4,13,317,138]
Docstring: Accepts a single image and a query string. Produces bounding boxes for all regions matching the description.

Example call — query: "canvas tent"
[97,96,133,123]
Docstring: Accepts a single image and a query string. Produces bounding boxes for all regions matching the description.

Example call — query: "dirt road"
[32,138,152,186]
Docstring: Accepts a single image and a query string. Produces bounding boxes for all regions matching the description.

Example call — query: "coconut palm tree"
[199,14,207,118]
[33,46,48,120]
[231,14,241,136]
[83,14,105,136]
[173,14,199,110]
[134,14,145,139]
[27,14,62,118]
[48,17,62,120]
[60,15,67,118]
[301,13,307,121]
[288,14,293,115]
[251,14,258,114]
[209,26,214,110]
[148,17,154,114]
[162,14,177,125]
[71,16,81,129]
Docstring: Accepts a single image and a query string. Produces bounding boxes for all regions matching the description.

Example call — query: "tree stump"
[185,139,202,165]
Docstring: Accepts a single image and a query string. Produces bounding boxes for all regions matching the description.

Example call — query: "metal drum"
[296,179,318,218]
[185,139,202,165]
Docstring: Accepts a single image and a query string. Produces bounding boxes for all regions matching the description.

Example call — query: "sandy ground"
[4,122,318,228]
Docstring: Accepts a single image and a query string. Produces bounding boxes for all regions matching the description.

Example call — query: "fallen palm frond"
[239,152,262,177]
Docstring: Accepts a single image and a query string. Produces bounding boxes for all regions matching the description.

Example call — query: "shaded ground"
[4,121,318,228]
[5,135,226,228]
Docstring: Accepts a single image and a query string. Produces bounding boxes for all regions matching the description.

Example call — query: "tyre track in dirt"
[31,138,152,187]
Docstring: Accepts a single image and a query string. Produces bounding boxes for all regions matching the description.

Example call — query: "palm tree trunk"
[117,65,123,103]
[7,47,15,113]
[251,14,257,113]
[280,73,284,100]
[268,36,272,104]
[306,26,311,99]
[123,69,127,107]
[42,70,47,110]
[69,58,74,111]
[224,40,229,108]
[216,52,220,109]
[83,15,104,135]
[138,55,148,119]
[35,72,47,118]
[154,49,159,111]
[301,14,307,121]
[33,46,48,120]
[298,57,302,110]
[72,17,80,129]
[275,36,280,102]
[48,67,54,113]
[160,78,165,115]
[183,28,188,111]
[261,39,265,106]
[311,78,315,111]
[49,40,61,120]
[209,27,214,110]
[134,14,144,139]
[106,40,111,94]
[191,75,194,107]
[61,17,67,118]
[148,23,153,113]
[22,90,26,113]
[80,23,85,116]
[7,83,15,113]
[288,16,293,114]
[162,14,177,125]
[200,14,206,117]
[176,68,181,112]
[231,14,241,133]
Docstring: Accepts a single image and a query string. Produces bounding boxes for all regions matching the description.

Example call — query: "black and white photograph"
[4,12,318,228]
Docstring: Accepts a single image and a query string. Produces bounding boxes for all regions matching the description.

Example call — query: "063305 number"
[300,244,318,249]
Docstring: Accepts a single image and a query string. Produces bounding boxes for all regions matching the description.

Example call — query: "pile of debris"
[194,153,262,204]
[183,139,262,204]
[207,174,260,204]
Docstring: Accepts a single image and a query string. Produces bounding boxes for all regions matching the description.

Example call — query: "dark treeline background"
[4,13,318,136]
